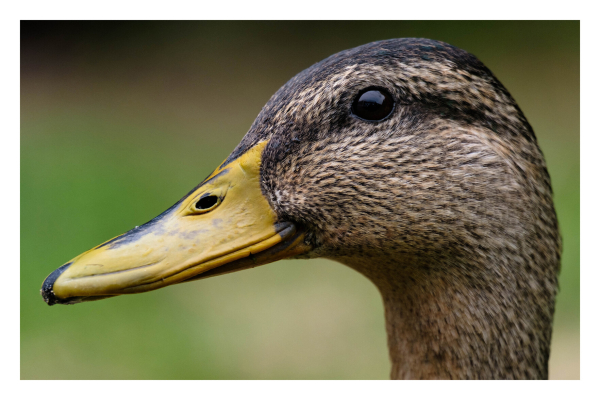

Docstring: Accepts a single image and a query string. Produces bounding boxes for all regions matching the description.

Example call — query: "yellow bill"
[41,141,309,305]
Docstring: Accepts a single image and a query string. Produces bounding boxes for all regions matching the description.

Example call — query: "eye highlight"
[351,87,395,122]
[193,195,220,213]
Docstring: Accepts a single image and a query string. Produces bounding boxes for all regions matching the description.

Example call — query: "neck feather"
[339,254,554,379]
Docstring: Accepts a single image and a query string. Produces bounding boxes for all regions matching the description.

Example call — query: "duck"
[41,38,561,380]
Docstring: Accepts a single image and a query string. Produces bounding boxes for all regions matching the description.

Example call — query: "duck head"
[41,38,560,379]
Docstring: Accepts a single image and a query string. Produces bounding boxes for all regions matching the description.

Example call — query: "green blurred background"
[21,21,579,379]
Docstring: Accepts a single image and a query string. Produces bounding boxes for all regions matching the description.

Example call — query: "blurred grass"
[21,21,579,379]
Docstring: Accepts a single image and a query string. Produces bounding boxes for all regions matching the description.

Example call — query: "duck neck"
[339,254,552,380]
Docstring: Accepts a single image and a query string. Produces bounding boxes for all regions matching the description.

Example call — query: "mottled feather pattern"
[232,39,560,379]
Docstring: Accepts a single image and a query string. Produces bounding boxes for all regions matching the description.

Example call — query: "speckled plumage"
[231,39,561,379]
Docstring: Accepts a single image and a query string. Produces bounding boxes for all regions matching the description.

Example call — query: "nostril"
[195,195,219,211]
[41,262,72,305]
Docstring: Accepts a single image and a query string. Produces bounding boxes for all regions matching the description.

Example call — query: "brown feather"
[237,38,561,379]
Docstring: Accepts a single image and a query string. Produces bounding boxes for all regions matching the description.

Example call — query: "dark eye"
[351,88,395,121]
[195,195,220,212]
